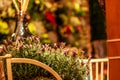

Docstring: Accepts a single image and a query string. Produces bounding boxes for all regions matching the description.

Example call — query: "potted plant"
[0,36,90,80]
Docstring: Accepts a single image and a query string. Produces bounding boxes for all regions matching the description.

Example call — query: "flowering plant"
[1,36,90,80]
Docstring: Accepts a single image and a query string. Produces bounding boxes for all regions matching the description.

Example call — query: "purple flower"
[81,50,85,55]
[72,51,77,57]
[29,36,33,41]
[17,36,22,41]
[41,45,45,52]
[64,49,69,56]
[3,40,8,45]
[48,47,52,52]
[53,43,58,49]
[60,42,66,49]
[2,45,7,52]
[19,44,23,49]
[81,61,85,66]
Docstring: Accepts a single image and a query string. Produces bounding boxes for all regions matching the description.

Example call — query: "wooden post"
[0,61,5,80]
[106,0,120,80]
[6,54,12,80]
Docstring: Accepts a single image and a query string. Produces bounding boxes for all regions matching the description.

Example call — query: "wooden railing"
[88,58,109,80]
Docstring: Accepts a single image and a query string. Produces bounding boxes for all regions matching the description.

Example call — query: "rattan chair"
[0,54,62,80]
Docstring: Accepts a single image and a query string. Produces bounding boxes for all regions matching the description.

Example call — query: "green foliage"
[1,36,89,80]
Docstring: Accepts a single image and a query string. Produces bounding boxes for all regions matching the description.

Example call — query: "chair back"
[1,54,62,80]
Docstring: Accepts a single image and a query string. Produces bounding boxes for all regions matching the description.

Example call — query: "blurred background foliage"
[0,0,90,50]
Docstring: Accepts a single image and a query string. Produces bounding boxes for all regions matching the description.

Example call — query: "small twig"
[13,0,19,13]
[17,0,21,3]
[21,0,23,6]
[25,0,30,12]
[22,0,25,12]
[22,0,29,13]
